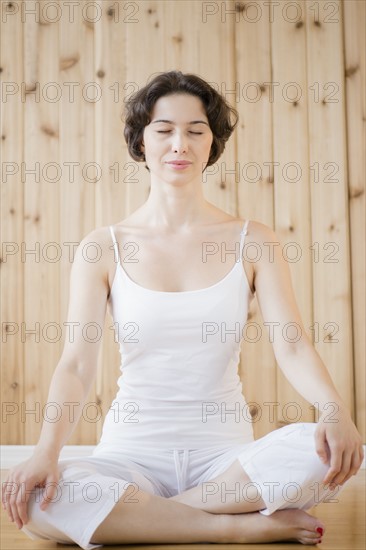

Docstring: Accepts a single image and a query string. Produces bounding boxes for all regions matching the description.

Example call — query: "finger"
[1,479,8,507]
[2,479,14,503]
[331,450,351,487]
[40,479,58,510]
[341,450,363,485]
[322,446,342,486]
[14,488,28,529]
[6,503,14,523]
[2,480,9,509]
[9,493,22,528]
[359,446,365,467]
[315,431,330,465]
[350,448,365,477]
[7,499,15,523]
[17,499,29,526]
[3,481,18,522]
[17,482,33,525]
[10,480,27,528]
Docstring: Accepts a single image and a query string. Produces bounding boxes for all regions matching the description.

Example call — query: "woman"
[2,71,363,548]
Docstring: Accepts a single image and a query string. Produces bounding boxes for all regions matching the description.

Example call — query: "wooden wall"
[1,0,365,444]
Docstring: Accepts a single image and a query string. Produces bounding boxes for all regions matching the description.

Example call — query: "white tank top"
[98,220,256,449]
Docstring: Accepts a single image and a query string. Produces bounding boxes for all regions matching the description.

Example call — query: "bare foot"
[223,508,325,545]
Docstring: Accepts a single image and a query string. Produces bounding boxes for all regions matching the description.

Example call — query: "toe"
[300,535,322,545]
[299,528,322,545]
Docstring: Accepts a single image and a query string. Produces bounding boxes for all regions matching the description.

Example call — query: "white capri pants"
[21,423,342,549]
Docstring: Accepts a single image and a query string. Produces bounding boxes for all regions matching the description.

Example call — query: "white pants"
[21,423,342,549]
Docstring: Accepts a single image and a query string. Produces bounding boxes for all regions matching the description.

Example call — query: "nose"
[171,131,188,154]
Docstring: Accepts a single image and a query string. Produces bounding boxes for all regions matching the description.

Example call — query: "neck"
[141,178,212,231]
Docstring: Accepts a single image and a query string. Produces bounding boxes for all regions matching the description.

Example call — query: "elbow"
[55,359,97,393]
[273,333,313,366]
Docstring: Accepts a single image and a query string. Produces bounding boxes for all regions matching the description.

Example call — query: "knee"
[287,422,329,481]
[303,447,329,486]
[25,487,44,529]
[21,488,73,544]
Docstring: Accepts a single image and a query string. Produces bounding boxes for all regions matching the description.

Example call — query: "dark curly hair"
[122,70,239,172]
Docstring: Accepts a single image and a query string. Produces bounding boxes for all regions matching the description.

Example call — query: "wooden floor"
[1,470,365,550]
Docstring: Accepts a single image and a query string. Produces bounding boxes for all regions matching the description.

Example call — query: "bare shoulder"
[79,225,113,245]
[74,225,117,293]
[244,219,282,255]
[245,219,276,240]
[76,225,115,265]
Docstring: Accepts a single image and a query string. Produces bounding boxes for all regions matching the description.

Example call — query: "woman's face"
[141,93,214,185]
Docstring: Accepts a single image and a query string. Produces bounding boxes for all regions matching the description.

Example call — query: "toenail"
[316,527,324,536]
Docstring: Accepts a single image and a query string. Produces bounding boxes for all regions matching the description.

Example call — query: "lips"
[166,161,192,166]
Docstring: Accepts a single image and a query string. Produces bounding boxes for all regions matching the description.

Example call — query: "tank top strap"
[109,225,121,264]
[239,219,250,258]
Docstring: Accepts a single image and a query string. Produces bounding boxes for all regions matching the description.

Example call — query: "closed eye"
[156,131,203,135]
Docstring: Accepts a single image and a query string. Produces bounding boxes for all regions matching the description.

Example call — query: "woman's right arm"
[2,227,114,529]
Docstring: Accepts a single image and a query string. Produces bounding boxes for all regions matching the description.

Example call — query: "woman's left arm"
[251,222,364,490]
[275,341,363,490]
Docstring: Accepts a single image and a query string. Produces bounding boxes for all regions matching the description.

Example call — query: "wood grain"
[343,0,366,439]
[0,0,364,445]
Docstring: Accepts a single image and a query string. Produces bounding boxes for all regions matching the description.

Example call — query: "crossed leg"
[170,457,266,513]
[92,424,331,545]
[90,459,325,545]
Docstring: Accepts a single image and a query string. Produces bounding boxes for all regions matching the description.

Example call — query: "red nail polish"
[316,527,324,536]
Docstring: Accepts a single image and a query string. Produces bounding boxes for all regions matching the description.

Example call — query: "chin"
[151,167,198,186]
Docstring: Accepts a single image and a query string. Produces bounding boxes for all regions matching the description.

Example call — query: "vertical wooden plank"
[271,0,314,426]
[0,2,24,444]
[94,0,128,224]
[58,0,97,444]
[94,0,128,440]
[306,0,354,415]
[23,0,61,444]
[343,0,365,438]
[163,0,199,72]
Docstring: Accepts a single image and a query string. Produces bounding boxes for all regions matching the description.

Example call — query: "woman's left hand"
[314,404,364,489]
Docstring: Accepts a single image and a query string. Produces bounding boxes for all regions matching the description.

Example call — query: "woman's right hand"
[1,450,60,529]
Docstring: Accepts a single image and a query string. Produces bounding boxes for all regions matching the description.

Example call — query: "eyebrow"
[151,119,209,126]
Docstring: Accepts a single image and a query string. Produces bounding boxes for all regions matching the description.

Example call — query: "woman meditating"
[2,70,363,548]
